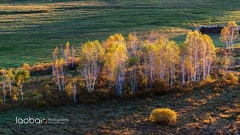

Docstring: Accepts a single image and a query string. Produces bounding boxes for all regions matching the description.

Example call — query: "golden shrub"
[12,95,18,102]
[65,83,73,96]
[222,72,238,85]
[200,75,215,87]
[0,99,3,105]
[150,108,177,125]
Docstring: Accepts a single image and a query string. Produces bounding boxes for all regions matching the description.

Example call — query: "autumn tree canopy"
[220,21,239,51]
[79,40,103,92]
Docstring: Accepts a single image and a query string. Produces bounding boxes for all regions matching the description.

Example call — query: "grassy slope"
[0,0,240,68]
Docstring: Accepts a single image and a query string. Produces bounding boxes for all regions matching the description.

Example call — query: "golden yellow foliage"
[150,108,177,125]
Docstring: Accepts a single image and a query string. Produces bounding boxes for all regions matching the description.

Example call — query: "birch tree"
[103,34,128,97]
[64,42,70,65]
[54,58,65,91]
[184,30,203,82]
[202,34,216,79]
[127,33,140,93]
[71,45,76,68]
[1,69,7,103]
[73,78,77,104]
[165,41,180,87]
[184,30,216,82]
[220,21,239,51]
[155,36,168,80]
[80,40,103,92]
[6,68,14,98]
[180,44,186,85]
[52,46,59,77]
[142,43,157,89]
[65,78,77,104]
[14,69,30,102]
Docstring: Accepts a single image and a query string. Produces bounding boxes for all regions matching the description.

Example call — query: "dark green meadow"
[0,0,240,68]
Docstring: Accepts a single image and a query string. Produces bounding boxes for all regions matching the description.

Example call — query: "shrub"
[0,98,3,106]
[199,75,215,87]
[65,83,73,96]
[153,79,168,92]
[150,108,177,125]
[221,72,238,85]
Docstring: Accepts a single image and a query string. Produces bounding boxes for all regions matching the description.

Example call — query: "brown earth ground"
[0,83,240,135]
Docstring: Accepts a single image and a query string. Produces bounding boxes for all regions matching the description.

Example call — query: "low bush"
[199,75,215,88]
[221,72,238,85]
[150,108,177,125]
[153,79,168,92]
[0,98,3,106]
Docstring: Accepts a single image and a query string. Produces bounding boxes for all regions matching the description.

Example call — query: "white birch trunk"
[73,83,76,104]
[20,83,23,102]
[71,46,75,68]
[9,79,12,98]
[3,77,6,103]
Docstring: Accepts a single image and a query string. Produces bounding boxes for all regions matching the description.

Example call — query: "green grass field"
[0,0,240,68]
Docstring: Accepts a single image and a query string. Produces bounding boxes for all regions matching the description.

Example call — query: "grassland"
[1,0,240,68]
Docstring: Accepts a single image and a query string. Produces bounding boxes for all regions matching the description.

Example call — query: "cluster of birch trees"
[51,30,216,98]
[0,21,237,103]
[0,30,219,102]
[0,67,29,103]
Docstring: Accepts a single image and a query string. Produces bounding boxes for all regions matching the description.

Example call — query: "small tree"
[220,21,239,51]
[64,42,70,65]
[71,45,76,68]
[23,63,31,71]
[65,78,77,104]
[0,69,7,103]
[54,58,65,91]
[52,46,59,77]
[14,69,30,102]
[6,68,14,98]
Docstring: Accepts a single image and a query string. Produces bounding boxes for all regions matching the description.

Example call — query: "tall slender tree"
[54,58,65,91]
[6,68,14,98]
[1,69,7,103]
[202,34,216,79]
[80,40,103,92]
[52,46,59,77]
[142,43,157,89]
[14,68,30,102]
[64,42,70,65]
[127,33,140,93]
[184,30,203,82]
[165,41,180,87]
[103,34,128,97]
[71,45,76,68]
[184,30,216,82]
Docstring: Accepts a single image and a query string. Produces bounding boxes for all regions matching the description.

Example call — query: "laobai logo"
[16,117,47,124]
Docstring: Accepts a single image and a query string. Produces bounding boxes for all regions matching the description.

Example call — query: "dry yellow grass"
[0,1,105,12]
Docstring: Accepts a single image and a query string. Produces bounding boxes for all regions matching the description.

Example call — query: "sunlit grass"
[0,0,240,68]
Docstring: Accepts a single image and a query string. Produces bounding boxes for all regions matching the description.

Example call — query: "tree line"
[51,30,217,98]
